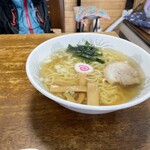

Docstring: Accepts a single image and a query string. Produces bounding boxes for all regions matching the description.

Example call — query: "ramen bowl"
[26,33,150,114]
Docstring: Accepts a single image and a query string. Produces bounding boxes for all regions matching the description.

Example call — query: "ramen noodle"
[40,46,144,106]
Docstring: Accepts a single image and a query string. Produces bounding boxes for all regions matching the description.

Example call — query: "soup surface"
[40,44,144,106]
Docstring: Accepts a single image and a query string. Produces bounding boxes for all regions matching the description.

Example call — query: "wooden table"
[0,32,150,150]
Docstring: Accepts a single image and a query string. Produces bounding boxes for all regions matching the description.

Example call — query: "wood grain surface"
[64,0,126,32]
[0,33,150,150]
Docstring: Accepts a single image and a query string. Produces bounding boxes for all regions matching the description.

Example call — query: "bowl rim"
[26,33,150,111]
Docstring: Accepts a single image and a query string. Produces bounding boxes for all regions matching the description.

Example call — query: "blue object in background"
[125,12,150,28]
[12,0,44,34]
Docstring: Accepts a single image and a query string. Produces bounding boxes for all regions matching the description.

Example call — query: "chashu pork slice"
[103,61,141,86]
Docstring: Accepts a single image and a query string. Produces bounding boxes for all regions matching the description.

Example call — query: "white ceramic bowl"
[26,33,150,114]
